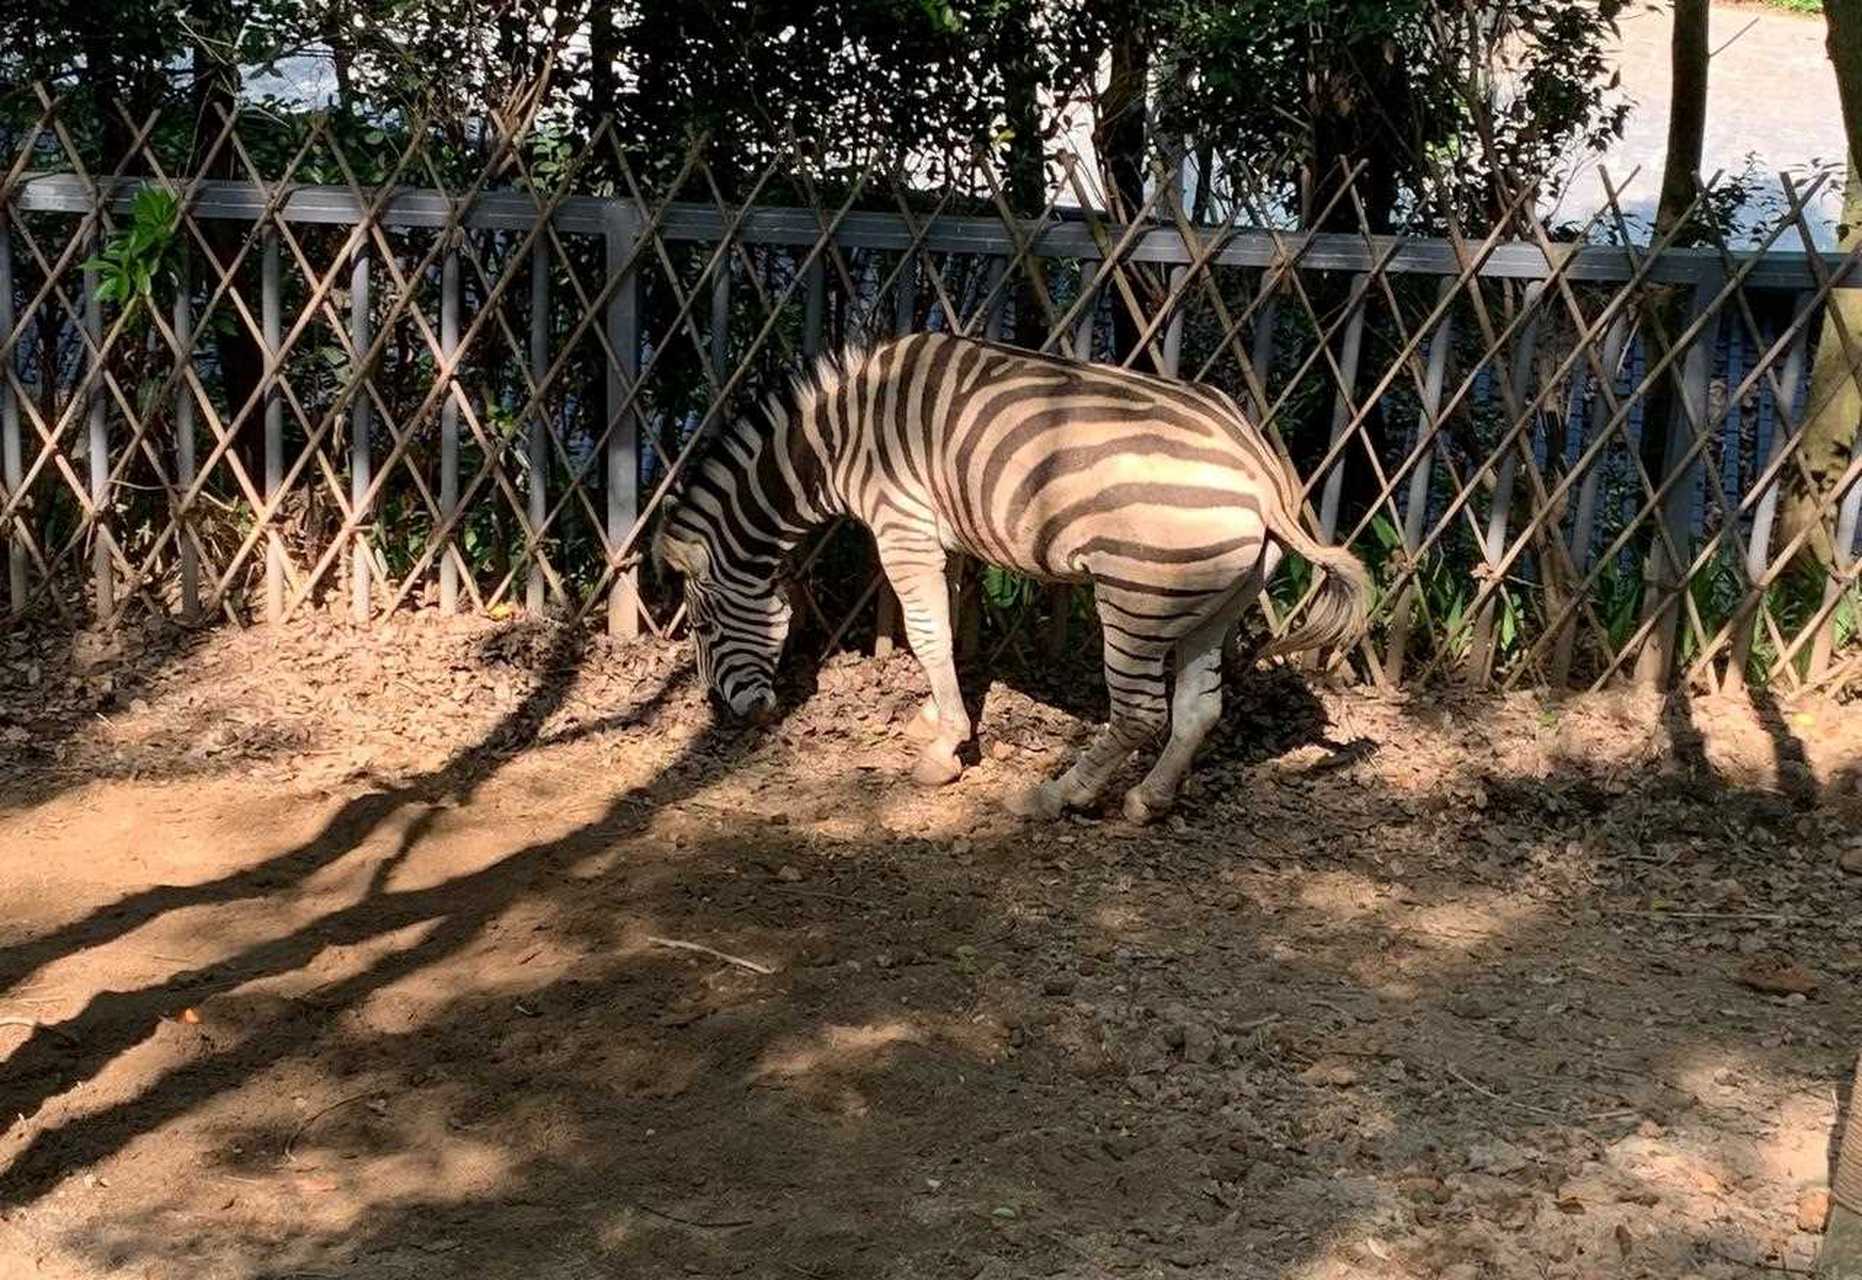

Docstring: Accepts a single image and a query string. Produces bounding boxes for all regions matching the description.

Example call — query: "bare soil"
[1,613,1859,1280]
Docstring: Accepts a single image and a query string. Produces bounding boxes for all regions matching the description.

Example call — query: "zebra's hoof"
[911,750,963,787]
[1004,781,1067,820]
[1122,788,1166,825]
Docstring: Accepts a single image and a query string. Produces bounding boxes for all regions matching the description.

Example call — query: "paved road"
[1557,1,1846,246]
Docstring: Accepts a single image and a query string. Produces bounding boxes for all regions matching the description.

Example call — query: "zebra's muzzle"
[717,686,777,724]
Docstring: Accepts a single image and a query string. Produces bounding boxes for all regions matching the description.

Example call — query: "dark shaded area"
[0,626,1857,1279]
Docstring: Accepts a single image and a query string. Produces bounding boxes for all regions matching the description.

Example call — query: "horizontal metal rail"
[14,174,1857,291]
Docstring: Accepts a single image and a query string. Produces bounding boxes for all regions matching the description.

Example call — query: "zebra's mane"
[777,340,873,424]
[665,342,873,510]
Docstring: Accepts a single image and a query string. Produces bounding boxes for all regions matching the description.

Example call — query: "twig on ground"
[0,1016,78,1045]
[634,1203,755,1230]
[766,884,877,908]
[1607,909,1799,923]
[1446,1065,1596,1122]
[1707,1242,1814,1274]
[647,935,777,975]
[283,1093,375,1161]
[1310,999,1369,1024]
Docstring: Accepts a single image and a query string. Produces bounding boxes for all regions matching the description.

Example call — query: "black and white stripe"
[654,332,1371,821]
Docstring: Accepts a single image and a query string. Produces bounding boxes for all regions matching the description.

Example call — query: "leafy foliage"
[8,0,1629,230]
[81,186,181,305]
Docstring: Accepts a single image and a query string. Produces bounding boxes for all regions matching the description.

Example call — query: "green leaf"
[914,0,962,32]
[1370,513,1401,550]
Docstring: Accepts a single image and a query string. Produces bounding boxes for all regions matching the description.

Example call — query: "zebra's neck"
[680,398,837,582]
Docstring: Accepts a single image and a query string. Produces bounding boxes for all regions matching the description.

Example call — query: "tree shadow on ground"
[2,636,1858,1279]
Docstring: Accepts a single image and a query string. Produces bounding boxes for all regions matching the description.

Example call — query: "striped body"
[655,332,1370,821]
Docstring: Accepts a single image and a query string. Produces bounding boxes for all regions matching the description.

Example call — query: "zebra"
[653,331,1372,823]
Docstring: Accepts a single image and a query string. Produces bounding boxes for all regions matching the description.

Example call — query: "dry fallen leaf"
[1737,958,1818,996]
[1298,1060,1359,1088]
[1797,1186,1831,1234]
[179,1007,201,1025]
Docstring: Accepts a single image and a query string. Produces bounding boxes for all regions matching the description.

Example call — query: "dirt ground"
[0,613,1859,1280]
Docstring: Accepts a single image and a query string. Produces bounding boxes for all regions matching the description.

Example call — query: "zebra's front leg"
[885,566,972,786]
[902,695,941,742]
[1006,627,1170,819]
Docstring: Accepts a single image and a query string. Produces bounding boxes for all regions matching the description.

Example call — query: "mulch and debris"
[0,609,1858,1280]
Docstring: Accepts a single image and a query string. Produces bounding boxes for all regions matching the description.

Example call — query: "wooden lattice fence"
[2,87,1860,695]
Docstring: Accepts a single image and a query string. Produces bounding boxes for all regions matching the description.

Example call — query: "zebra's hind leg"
[1122,589,1252,824]
[1005,604,1171,819]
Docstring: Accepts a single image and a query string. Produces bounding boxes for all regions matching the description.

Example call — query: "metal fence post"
[874,250,918,658]
[1160,264,1187,377]
[263,226,284,622]
[526,235,550,615]
[1043,258,1100,658]
[1723,292,1812,692]
[803,257,826,358]
[0,208,23,617]
[173,245,199,621]
[1635,269,1721,687]
[1383,276,1458,685]
[962,256,1012,662]
[1071,258,1098,361]
[894,251,918,335]
[350,243,373,623]
[983,257,1008,343]
[709,247,730,381]
[1552,310,1634,687]
[1249,276,1280,428]
[605,203,641,639]
[438,235,461,615]
[1470,281,1546,684]
[84,239,112,621]
[1315,274,1371,541]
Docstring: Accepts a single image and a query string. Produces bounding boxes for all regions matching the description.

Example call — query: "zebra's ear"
[653,526,711,580]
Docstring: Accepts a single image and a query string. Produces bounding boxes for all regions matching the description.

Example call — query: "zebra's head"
[654,510,792,723]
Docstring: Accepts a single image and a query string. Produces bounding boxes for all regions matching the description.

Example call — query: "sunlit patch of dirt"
[0,612,1858,1279]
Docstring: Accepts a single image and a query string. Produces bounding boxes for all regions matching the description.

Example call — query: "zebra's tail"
[1256,489,1374,663]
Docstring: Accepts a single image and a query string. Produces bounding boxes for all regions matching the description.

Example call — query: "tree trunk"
[587,2,619,139]
[1002,0,1045,350]
[1306,72,1403,233]
[1655,0,1709,236]
[189,19,269,493]
[1630,0,1710,684]
[1779,0,1862,569]
[79,36,136,170]
[1092,1,1159,372]
[1821,1050,1862,1276]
